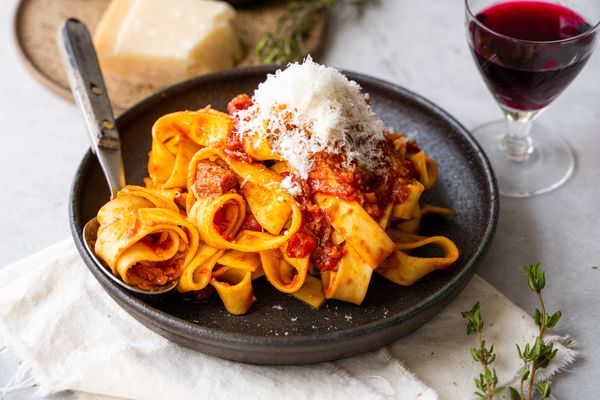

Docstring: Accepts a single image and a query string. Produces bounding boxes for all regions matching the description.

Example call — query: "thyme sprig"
[463,262,562,400]
[255,0,375,65]
[462,302,503,399]
[510,262,561,400]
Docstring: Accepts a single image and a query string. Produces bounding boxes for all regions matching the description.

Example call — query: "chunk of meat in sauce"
[312,244,346,272]
[286,231,317,259]
[278,176,345,270]
[194,160,238,198]
[308,153,358,199]
[240,213,264,232]
[227,93,253,115]
[129,257,183,287]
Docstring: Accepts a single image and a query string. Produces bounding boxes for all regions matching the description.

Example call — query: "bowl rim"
[69,65,499,350]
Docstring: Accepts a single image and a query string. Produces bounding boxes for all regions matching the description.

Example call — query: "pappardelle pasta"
[94,59,459,314]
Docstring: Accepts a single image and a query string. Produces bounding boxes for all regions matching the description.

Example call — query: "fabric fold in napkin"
[0,239,575,400]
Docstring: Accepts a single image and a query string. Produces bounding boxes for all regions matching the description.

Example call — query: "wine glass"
[465,0,600,197]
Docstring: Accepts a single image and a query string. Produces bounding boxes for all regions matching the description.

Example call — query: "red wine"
[469,1,596,111]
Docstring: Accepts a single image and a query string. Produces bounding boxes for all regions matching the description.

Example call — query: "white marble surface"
[1,0,599,398]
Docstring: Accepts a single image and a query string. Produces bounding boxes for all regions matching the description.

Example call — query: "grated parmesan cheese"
[280,175,302,197]
[235,57,387,182]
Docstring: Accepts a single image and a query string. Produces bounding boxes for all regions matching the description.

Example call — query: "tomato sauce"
[240,213,264,232]
[306,142,416,221]
[311,244,346,272]
[213,208,230,239]
[221,94,421,273]
[225,94,254,159]
[282,139,416,271]
[286,231,317,258]
[227,93,253,115]
[129,257,183,288]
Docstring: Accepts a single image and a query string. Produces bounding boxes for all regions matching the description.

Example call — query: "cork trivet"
[13,0,326,113]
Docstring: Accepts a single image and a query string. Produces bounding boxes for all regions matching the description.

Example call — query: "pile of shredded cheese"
[235,57,387,181]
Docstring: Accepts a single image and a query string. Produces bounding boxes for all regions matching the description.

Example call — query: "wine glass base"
[471,120,575,197]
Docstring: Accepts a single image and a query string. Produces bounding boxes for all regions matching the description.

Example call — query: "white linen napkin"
[0,239,575,400]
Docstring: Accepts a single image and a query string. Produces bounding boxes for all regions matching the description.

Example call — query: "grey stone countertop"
[1,0,598,398]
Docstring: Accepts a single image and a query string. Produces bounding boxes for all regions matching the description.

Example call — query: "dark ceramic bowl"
[70,66,498,365]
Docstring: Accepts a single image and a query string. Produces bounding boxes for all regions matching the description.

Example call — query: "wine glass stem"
[500,109,537,162]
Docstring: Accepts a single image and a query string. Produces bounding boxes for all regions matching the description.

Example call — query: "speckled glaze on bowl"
[69,66,498,365]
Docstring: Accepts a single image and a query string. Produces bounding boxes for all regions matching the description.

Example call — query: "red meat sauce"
[128,232,185,287]
[124,218,195,287]
[279,140,418,272]
[225,94,252,156]
[129,259,182,288]
[227,93,253,115]
[212,207,230,238]
[240,213,264,232]
[292,200,345,272]
[192,157,267,234]
[192,93,420,272]
[307,148,416,220]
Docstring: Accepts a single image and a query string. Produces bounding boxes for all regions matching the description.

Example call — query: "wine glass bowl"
[465,0,600,196]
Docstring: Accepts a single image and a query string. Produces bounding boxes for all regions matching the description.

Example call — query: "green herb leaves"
[255,0,376,65]
[524,261,545,292]
[462,302,483,335]
[462,302,502,399]
[512,262,561,400]
[463,262,563,400]
[534,309,561,330]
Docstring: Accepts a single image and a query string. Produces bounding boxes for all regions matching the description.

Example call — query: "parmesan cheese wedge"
[94,0,242,87]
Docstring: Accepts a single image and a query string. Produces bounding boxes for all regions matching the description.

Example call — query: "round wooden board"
[13,0,326,113]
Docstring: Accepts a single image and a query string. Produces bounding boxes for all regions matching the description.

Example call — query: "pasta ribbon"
[210,250,261,314]
[395,203,454,235]
[259,249,308,294]
[190,193,247,247]
[147,108,232,189]
[377,231,459,286]
[95,186,199,291]
[410,150,438,190]
[378,203,395,230]
[97,185,180,218]
[186,147,302,252]
[291,275,326,309]
[242,131,278,161]
[177,245,223,292]
[321,244,373,305]
[392,180,424,220]
[242,180,291,235]
[210,271,255,315]
[315,194,396,269]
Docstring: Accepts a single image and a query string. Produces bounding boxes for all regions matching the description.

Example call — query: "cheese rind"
[94,0,242,87]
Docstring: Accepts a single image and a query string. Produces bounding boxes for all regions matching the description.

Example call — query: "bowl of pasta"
[69,60,498,364]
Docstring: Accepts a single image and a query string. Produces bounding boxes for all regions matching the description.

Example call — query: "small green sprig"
[511,262,561,400]
[463,262,562,400]
[462,302,504,399]
[255,0,376,65]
